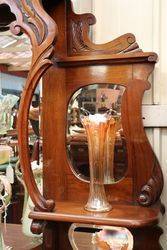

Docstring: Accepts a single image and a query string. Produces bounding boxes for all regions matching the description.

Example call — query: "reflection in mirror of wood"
[69,224,134,250]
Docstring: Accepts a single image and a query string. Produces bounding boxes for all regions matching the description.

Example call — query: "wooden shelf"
[29,201,160,228]
[54,52,158,67]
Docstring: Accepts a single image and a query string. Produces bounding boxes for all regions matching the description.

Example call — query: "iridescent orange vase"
[104,117,120,184]
[81,114,113,212]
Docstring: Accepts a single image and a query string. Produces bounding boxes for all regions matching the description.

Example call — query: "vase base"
[84,204,112,213]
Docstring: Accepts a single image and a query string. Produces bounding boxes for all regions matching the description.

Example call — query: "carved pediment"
[67,1,141,56]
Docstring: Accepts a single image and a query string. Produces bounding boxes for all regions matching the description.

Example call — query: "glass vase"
[81,114,112,212]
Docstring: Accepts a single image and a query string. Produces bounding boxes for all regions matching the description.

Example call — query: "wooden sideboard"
[0,1,164,249]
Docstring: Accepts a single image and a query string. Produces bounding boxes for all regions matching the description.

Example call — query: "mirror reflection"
[67,84,128,184]
[69,223,133,250]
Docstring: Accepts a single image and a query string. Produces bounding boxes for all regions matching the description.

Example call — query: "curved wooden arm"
[0,0,58,212]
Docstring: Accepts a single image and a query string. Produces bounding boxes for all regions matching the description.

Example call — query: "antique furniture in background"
[0,0,164,249]
[0,175,12,249]
[0,101,40,225]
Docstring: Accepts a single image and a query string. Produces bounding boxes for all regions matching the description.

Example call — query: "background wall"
[72,0,167,248]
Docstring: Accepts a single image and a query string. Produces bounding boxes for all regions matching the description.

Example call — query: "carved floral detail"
[71,20,94,53]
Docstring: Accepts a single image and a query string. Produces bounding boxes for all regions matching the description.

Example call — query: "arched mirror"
[67,84,128,184]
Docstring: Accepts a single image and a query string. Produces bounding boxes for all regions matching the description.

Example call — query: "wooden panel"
[66,174,133,203]
[66,64,132,97]
[43,66,68,201]
[43,64,134,204]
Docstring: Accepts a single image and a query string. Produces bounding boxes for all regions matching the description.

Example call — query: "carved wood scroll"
[0,0,57,212]
[67,1,141,56]
[139,159,163,206]
[122,79,163,207]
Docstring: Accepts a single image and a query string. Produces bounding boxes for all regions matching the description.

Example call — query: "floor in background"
[3,224,42,250]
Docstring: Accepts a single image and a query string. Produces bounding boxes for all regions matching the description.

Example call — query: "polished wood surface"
[30,201,161,228]
[55,52,158,66]
[43,64,163,206]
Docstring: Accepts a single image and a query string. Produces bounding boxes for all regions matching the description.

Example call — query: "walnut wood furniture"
[0,0,164,249]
